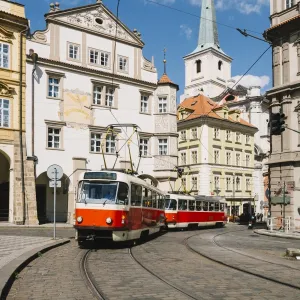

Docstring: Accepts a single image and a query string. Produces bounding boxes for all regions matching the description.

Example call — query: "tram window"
[117,182,129,205]
[220,203,225,211]
[215,202,220,211]
[152,192,157,208]
[158,194,165,209]
[165,198,176,210]
[196,201,202,211]
[142,187,152,207]
[178,199,187,211]
[209,202,214,211]
[189,200,195,211]
[131,184,142,206]
[203,202,208,211]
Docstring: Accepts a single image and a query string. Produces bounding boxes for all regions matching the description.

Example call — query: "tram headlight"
[77,216,83,224]
[106,217,112,225]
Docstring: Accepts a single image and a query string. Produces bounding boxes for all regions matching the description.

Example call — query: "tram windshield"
[78,181,128,205]
[165,199,177,210]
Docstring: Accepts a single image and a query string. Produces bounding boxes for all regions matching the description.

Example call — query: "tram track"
[80,249,107,300]
[129,247,199,300]
[184,229,300,291]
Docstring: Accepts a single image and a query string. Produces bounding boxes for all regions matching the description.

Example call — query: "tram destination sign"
[84,172,117,180]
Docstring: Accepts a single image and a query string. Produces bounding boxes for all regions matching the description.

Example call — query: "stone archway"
[0,150,10,221]
[36,172,70,223]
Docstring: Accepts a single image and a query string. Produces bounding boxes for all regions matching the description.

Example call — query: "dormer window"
[286,0,294,9]
[196,60,201,73]
[218,60,222,71]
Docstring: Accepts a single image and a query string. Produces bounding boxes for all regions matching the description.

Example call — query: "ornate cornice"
[0,82,14,98]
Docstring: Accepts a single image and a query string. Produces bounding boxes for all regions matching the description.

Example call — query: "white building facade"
[180,0,270,216]
[26,1,178,224]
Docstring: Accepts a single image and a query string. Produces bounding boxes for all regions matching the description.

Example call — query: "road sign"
[271,196,291,205]
[47,164,63,180]
[49,180,61,188]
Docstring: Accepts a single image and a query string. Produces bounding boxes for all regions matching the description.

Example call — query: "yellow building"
[0,0,37,224]
[176,94,258,217]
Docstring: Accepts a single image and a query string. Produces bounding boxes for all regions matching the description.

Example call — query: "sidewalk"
[0,222,73,228]
[0,235,69,298]
[254,228,300,239]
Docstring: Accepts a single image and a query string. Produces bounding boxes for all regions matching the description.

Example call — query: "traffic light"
[270,113,286,135]
[177,168,184,178]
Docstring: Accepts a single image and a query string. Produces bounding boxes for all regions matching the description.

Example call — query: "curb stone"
[0,239,70,300]
[254,229,300,240]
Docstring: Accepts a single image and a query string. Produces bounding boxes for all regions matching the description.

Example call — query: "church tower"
[182,0,232,100]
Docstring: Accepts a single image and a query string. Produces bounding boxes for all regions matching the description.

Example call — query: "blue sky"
[18,0,271,94]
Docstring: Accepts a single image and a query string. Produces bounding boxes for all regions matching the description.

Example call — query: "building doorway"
[0,151,10,222]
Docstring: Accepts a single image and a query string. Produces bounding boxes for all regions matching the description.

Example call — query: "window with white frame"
[226,152,232,165]
[0,99,9,128]
[226,130,231,141]
[235,177,241,191]
[245,135,250,144]
[214,149,220,164]
[158,97,167,113]
[180,130,186,141]
[93,85,102,105]
[0,43,9,68]
[181,152,187,165]
[89,49,110,67]
[246,178,251,191]
[236,153,241,166]
[191,151,197,164]
[140,138,149,156]
[214,176,220,190]
[106,135,116,154]
[47,127,61,149]
[140,95,149,113]
[191,176,198,190]
[214,128,220,139]
[118,56,128,72]
[105,88,115,107]
[48,77,60,98]
[286,0,294,9]
[191,128,197,139]
[226,177,232,191]
[236,132,241,143]
[90,133,102,153]
[158,138,168,155]
[68,43,80,60]
[246,154,250,167]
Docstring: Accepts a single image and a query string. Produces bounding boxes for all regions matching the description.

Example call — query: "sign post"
[47,164,63,240]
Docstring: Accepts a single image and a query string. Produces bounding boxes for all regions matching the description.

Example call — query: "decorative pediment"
[47,4,143,47]
[0,25,14,43]
[0,82,14,98]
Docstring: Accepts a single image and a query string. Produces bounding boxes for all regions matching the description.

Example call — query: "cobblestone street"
[4,226,300,300]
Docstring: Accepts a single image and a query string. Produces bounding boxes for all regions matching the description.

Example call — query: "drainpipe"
[29,50,38,178]
[19,26,29,225]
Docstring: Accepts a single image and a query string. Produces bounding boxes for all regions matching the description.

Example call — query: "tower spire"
[195,0,222,53]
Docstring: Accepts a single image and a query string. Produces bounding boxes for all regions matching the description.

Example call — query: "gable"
[46,4,144,47]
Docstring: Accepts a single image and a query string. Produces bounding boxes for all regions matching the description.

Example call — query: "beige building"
[264,0,300,230]
[176,94,258,217]
[0,0,37,224]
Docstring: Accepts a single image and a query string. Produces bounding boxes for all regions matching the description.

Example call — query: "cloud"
[215,0,268,14]
[231,74,270,89]
[180,24,192,40]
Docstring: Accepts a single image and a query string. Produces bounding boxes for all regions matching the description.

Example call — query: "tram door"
[130,184,143,230]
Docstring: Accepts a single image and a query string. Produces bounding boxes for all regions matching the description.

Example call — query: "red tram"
[74,171,165,245]
[165,194,227,229]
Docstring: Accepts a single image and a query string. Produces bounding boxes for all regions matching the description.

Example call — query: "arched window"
[218,60,222,71]
[196,60,201,73]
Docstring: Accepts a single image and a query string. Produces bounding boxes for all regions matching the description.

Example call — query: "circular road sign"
[47,164,63,181]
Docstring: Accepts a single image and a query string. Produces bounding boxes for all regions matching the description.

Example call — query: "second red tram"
[165,194,227,229]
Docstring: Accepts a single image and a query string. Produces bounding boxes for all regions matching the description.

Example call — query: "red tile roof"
[158,73,173,84]
[178,94,256,128]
